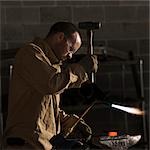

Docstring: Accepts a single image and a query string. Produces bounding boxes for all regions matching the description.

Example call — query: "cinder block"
[89,1,120,6]
[40,7,72,23]
[0,42,7,50]
[23,24,50,40]
[6,7,40,24]
[2,24,24,41]
[105,22,148,40]
[105,6,137,22]
[139,39,149,55]
[94,23,123,40]
[1,7,5,24]
[94,40,106,47]
[1,25,5,41]
[22,1,55,6]
[69,1,89,6]
[121,22,149,39]
[119,0,149,6]
[107,40,138,54]
[56,1,89,6]
[73,6,104,22]
[1,1,22,6]
[7,41,23,49]
[137,6,149,21]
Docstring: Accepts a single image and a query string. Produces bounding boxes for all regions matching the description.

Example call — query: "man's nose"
[68,53,73,59]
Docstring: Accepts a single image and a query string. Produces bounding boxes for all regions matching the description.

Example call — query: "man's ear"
[57,32,65,41]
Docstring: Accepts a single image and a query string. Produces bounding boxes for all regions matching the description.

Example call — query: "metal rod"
[90,30,95,83]
[65,101,97,138]
[90,30,93,55]
[139,59,147,143]
[0,77,2,136]
[139,59,144,98]
[9,65,13,81]
[121,64,128,133]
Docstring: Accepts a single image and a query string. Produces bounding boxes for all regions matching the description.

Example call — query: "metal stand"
[121,64,129,133]
[0,69,3,146]
[139,59,147,144]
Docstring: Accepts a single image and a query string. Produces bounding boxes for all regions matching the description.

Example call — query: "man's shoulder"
[16,43,37,56]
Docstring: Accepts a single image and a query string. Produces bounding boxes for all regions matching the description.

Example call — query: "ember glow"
[111,104,144,115]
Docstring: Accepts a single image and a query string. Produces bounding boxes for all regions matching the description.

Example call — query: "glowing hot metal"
[111,104,144,115]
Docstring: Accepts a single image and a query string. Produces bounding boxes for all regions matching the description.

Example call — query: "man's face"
[54,32,82,61]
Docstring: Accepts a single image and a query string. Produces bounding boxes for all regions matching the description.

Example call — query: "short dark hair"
[46,22,80,38]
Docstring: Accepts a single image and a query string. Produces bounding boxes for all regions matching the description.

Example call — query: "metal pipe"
[139,59,144,98]
[121,64,128,133]
[89,30,95,83]
[139,59,147,143]
[65,101,97,138]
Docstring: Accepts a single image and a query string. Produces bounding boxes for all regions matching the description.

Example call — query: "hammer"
[78,22,101,83]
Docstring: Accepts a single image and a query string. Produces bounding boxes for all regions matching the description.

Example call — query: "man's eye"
[70,47,73,52]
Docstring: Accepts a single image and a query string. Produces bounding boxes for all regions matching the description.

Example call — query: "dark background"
[0,0,149,148]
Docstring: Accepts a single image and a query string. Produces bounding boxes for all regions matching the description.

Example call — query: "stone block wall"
[0,0,149,144]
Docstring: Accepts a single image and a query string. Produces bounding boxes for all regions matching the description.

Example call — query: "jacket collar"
[32,37,61,65]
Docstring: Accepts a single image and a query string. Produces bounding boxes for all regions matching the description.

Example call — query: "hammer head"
[78,22,101,30]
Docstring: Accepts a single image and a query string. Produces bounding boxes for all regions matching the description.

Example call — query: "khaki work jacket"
[3,38,88,149]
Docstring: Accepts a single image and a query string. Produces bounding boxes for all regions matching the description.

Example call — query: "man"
[3,22,98,149]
